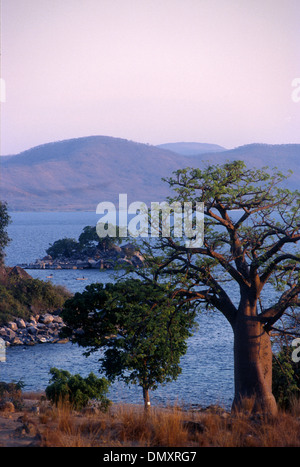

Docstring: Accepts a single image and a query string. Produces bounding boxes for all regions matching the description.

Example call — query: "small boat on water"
[76,277,87,280]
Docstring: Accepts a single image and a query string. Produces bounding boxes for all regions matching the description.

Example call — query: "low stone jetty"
[0,311,68,346]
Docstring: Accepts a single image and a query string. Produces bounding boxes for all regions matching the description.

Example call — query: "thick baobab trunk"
[232,307,278,417]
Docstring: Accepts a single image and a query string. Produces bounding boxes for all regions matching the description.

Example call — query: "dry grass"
[30,398,300,447]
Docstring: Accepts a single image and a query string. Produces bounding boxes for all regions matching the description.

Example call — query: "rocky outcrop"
[0,311,68,346]
[18,243,144,271]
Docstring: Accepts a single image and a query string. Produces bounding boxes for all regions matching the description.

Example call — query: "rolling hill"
[0,136,299,211]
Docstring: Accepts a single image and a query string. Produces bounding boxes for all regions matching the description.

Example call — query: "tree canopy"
[137,160,299,416]
[0,201,11,265]
[143,160,299,332]
[46,224,124,259]
[61,279,197,409]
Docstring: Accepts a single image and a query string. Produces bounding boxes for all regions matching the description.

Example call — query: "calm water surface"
[2,211,235,408]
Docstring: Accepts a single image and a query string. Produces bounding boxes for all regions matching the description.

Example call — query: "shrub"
[0,380,24,411]
[272,347,300,409]
[0,284,27,324]
[45,368,111,412]
[0,273,71,324]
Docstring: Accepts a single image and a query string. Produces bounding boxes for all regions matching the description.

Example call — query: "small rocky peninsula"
[18,223,145,271]
[18,242,144,271]
[0,227,145,347]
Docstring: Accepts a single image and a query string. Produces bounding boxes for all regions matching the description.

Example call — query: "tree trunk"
[143,387,151,412]
[232,308,278,417]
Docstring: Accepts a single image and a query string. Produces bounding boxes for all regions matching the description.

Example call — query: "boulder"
[7,266,32,280]
[42,255,52,260]
[0,327,7,338]
[28,317,37,326]
[27,326,37,335]
[52,315,63,324]
[39,314,54,324]
[12,337,23,345]
[8,321,18,331]
[2,328,16,340]
[37,337,48,344]
[15,318,26,329]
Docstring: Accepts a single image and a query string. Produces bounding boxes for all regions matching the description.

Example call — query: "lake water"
[1,211,235,408]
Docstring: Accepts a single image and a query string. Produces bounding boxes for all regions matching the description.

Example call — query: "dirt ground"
[0,397,43,447]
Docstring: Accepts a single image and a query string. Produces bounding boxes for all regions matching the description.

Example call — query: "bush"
[0,284,27,324]
[45,368,111,411]
[272,347,300,409]
[0,275,71,324]
[0,380,24,411]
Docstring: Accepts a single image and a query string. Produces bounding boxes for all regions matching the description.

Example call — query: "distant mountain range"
[157,142,226,155]
[0,135,299,211]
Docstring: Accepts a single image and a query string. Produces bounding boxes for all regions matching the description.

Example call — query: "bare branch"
[259,284,300,330]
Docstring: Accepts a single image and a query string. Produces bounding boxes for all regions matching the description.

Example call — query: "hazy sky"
[1,0,299,155]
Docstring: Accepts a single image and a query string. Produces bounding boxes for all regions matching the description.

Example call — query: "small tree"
[78,226,100,250]
[0,201,11,265]
[46,238,81,259]
[61,279,196,410]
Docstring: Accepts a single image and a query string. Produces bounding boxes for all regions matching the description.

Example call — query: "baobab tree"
[141,161,299,416]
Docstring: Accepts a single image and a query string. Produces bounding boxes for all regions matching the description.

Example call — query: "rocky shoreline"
[18,243,144,271]
[0,311,68,347]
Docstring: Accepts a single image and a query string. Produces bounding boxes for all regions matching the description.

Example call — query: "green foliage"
[46,238,81,259]
[146,161,300,328]
[78,225,99,249]
[272,347,300,409]
[143,161,300,410]
[0,201,11,264]
[45,367,111,411]
[47,224,123,259]
[0,273,71,324]
[61,279,197,401]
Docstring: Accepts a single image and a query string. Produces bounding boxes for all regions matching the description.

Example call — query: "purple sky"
[1,0,300,155]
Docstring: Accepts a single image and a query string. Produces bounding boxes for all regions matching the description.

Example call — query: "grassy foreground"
[1,393,299,447]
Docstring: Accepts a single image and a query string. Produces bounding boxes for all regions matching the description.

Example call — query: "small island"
[18,225,145,271]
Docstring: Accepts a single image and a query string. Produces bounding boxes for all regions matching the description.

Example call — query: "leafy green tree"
[141,161,299,416]
[78,226,100,249]
[45,367,111,411]
[0,201,11,265]
[46,238,81,259]
[61,279,196,410]
[47,225,124,258]
[79,224,123,251]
